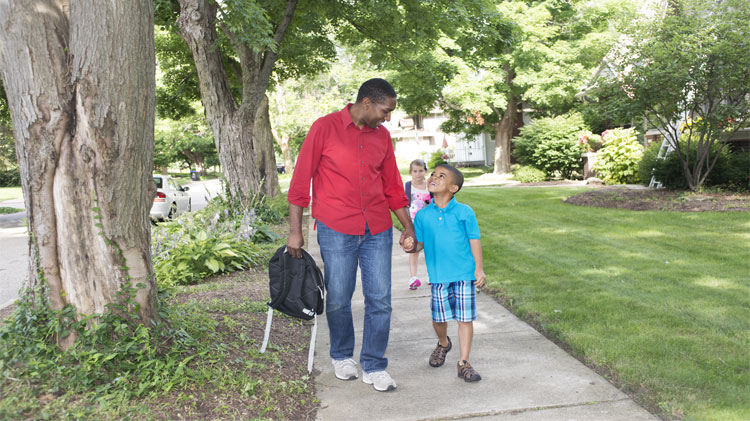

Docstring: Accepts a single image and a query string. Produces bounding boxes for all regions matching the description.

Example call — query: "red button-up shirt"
[288,104,408,236]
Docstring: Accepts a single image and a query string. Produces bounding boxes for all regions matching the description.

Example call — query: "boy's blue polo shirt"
[414,197,481,284]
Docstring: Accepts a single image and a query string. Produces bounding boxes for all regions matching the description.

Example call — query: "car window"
[153,177,163,189]
[169,180,179,190]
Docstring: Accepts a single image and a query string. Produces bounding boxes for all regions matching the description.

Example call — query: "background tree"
[269,49,379,172]
[0,1,158,333]
[155,0,336,198]
[601,0,750,191]
[155,115,217,172]
[336,0,625,175]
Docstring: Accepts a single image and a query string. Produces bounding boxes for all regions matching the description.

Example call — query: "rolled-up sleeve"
[288,121,323,208]
[381,134,409,211]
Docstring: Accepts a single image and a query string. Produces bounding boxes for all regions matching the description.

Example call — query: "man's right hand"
[287,203,305,259]
[286,231,304,259]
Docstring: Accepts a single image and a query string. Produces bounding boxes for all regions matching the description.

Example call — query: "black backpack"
[260,246,325,372]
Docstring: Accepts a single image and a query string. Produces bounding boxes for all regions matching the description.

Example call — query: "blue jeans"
[317,220,393,373]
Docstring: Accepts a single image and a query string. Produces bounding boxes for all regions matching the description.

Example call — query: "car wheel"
[167,203,178,220]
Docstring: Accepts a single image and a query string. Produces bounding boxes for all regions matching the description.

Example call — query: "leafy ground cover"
[0,215,318,420]
[0,206,22,214]
[462,186,749,420]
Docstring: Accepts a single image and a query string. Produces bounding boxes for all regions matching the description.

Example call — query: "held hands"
[474,269,486,288]
[402,235,414,251]
[399,229,417,253]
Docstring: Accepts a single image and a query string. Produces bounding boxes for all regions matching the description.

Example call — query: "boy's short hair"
[436,163,464,193]
[356,78,397,105]
[410,159,427,171]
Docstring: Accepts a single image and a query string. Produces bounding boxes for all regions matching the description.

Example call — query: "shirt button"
[361,160,364,164]
[360,145,363,149]
[362,193,365,196]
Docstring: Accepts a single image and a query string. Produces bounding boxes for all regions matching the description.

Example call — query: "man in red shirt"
[287,78,415,392]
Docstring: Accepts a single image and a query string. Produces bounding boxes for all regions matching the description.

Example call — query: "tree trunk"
[253,96,279,197]
[280,134,295,174]
[177,0,292,200]
[0,0,158,331]
[492,67,517,175]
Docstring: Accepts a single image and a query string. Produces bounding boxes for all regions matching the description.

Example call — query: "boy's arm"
[469,239,486,287]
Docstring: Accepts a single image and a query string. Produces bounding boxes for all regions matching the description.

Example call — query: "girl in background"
[404,159,432,290]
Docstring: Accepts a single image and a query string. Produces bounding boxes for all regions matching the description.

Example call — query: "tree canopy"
[595,0,750,190]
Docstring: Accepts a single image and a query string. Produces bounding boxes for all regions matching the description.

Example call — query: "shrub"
[641,140,749,191]
[512,165,547,183]
[723,151,750,191]
[638,141,662,186]
[595,128,643,184]
[428,149,449,169]
[512,113,587,179]
[0,167,20,187]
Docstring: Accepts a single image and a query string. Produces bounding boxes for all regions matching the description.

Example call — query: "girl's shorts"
[430,280,477,323]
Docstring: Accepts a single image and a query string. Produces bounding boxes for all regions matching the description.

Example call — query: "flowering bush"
[428,148,450,169]
[578,131,603,152]
[595,128,643,184]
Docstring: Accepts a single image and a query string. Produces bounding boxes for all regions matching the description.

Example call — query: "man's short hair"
[437,163,464,193]
[356,78,397,105]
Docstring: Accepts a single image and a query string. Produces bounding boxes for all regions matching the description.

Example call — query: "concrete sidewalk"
[308,218,656,420]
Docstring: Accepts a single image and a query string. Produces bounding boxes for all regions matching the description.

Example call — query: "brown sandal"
[457,360,481,382]
[429,336,452,367]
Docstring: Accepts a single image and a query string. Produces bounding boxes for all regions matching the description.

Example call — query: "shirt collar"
[431,196,458,211]
[340,103,379,132]
[339,104,355,129]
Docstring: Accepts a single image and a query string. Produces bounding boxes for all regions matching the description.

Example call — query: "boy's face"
[428,167,459,195]
[410,165,426,181]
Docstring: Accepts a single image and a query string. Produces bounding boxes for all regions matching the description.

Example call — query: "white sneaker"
[362,370,397,392]
[332,358,358,380]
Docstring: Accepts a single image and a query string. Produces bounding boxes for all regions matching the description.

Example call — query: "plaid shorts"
[430,281,477,323]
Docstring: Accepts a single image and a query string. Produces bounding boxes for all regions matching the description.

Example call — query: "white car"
[150,175,191,221]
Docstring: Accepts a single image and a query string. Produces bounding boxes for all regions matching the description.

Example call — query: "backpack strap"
[268,247,293,309]
[307,314,318,373]
[259,306,274,353]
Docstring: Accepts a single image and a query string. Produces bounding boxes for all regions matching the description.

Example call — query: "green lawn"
[0,186,22,202]
[461,186,749,420]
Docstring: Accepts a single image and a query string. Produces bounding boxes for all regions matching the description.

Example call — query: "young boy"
[410,163,485,382]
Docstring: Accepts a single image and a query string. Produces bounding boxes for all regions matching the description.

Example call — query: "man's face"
[363,96,396,129]
[428,167,458,194]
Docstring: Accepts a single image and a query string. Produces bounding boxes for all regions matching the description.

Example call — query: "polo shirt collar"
[432,196,458,211]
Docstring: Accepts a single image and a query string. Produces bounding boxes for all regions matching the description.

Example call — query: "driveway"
[0,178,223,310]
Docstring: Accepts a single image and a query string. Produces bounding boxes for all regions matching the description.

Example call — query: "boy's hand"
[474,269,486,288]
[402,235,415,252]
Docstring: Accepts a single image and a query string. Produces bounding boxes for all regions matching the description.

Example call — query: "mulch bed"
[563,186,750,212]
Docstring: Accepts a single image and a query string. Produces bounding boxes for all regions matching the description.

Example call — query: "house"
[385,108,515,167]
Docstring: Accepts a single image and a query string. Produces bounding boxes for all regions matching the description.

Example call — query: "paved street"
[0,178,223,310]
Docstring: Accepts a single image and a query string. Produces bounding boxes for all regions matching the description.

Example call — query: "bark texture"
[177,0,290,199]
[0,0,158,325]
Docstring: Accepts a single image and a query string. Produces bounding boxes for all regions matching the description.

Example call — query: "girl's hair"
[409,159,427,171]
